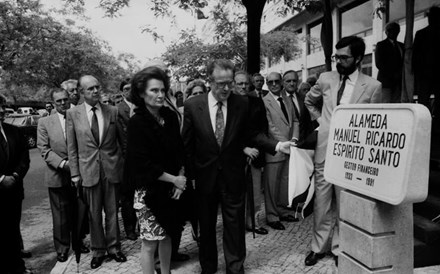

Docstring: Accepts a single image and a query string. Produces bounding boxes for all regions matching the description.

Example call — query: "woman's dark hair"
[130,67,170,108]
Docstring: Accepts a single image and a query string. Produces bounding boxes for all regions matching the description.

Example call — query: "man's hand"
[278,141,294,154]
[71,176,82,187]
[173,175,187,190]
[171,187,183,200]
[63,160,70,173]
[243,147,259,160]
[2,176,16,189]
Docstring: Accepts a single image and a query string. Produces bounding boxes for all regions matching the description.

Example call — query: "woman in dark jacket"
[126,66,187,274]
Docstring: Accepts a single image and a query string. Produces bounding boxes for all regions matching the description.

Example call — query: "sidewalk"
[51,211,440,274]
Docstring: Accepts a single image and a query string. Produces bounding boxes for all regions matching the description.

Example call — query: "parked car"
[17,107,35,115]
[4,108,15,116]
[3,114,41,148]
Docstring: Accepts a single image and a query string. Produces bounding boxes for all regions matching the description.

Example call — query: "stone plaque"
[324,104,431,205]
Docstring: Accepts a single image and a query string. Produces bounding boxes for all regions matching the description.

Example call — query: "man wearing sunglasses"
[304,36,382,267]
[262,72,299,231]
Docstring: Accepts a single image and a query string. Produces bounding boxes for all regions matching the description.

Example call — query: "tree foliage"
[0,0,130,101]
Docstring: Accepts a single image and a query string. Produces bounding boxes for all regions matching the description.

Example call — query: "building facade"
[261,0,439,82]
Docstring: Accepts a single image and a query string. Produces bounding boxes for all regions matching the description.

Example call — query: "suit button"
[218,166,223,170]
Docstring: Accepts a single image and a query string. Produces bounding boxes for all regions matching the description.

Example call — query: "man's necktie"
[0,128,9,160]
[91,107,100,145]
[278,97,289,123]
[337,75,349,106]
[62,115,67,139]
[214,102,225,146]
[289,93,300,119]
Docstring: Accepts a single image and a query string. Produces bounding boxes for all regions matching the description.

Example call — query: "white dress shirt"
[84,102,104,143]
[208,91,227,133]
[57,112,66,139]
[339,69,359,105]
[124,97,136,118]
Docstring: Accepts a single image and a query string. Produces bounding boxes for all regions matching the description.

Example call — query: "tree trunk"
[320,0,333,72]
[242,0,266,74]
[401,0,415,102]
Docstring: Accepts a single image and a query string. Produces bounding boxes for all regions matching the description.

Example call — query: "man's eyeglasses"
[332,55,354,62]
[285,79,298,84]
[267,79,281,85]
[236,82,249,87]
[214,81,234,89]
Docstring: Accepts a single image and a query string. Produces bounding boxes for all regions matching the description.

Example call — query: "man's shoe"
[171,252,190,262]
[267,221,285,230]
[109,251,127,262]
[305,251,325,266]
[20,250,32,258]
[126,231,138,241]
[57,253,68,262]
[80,243,90,254]
[246,227,269,235]
[91,256,105,269]
[280,215,299,222]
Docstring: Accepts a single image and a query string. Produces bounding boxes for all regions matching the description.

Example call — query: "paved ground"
[50,210,440,274]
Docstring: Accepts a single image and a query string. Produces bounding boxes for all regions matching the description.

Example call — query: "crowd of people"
[1,7,439,273]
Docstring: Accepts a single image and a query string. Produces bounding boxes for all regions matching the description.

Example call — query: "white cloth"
[84,102,104,143]
[124,97,135,117]
[288,146,315,219]
[208,91,227,133]
[339,69,359,105]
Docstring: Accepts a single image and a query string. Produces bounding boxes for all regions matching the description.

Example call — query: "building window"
[361,54,372,76]
[307,20,323,55]
[340,0,373,38]
[307,64,326,79]
[389,0,439,22]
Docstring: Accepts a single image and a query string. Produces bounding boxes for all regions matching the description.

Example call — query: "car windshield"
[4,116,27,126]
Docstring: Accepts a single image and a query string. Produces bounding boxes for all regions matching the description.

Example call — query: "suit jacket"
[305,71,382,163]
[37,114,70,188]
[182,93,276,195]
[263,91,294,163]
[0,123,30,197]
[375,39,404,88]
[66,103,123,187]
[117,99,131,157]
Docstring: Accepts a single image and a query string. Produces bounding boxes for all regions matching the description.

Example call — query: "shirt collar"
[342,69,359,83]
[84,102,101,112]
[57,112,65,119]
[208,91,227,108]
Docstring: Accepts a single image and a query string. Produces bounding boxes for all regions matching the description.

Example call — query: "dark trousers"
[48,185,75,253]
[120,188,137,235]
[0,190,25,273]
[198,180,246,274]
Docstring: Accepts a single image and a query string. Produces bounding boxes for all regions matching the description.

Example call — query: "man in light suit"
[0,94,32,274]
[182,59,292,274]
[262,72,298,231]
[116,78,138,241]
[37,89,89,262]
[61,79,80,107]
[66,75,126,269]
[304,36,382,266]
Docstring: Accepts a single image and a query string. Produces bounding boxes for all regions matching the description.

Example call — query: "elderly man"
[37,89,89,262]
[234,71,269,236]
[304,36,382,266]
[252,73,269,98]
[66,75,126,269]
[0,94,31,274]
[183,59,292,274]
[61,79,80,107]
[262,72,299,231]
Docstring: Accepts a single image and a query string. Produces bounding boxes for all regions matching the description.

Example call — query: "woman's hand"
[173,175,187,190]
[171,187,183,200]
[243,147,259,160]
